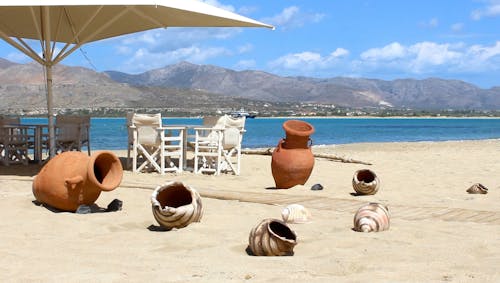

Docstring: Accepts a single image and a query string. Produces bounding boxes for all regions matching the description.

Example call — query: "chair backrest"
[0,117,26,144]
[56,115,90,142]
[202,116,220,127]
[218,115,246,149]
[0,116,20,126]
[131,113,162,146]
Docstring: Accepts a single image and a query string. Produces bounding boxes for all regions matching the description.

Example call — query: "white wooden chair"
[0,117,30,166]
[193,120,223,175]
[220,115,246,175]
[193,115,245,175]
[130,113,183,174]
[55,115,91,155]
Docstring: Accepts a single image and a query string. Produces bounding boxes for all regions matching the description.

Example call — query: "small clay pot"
[248,218,297,256]
[151,181,203,230]
[352,169,380,195]
[32,151,123,212]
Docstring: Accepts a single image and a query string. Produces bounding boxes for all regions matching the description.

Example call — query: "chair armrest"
[160,126,187,130]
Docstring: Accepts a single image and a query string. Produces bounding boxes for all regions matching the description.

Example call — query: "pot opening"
[283,120,314,136]
[93,153,121,186]
[157,184,193,208]
[357,170,375,183]
[269,221,296,241]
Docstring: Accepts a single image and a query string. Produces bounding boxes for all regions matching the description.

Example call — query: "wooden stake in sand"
[241,148,372,165]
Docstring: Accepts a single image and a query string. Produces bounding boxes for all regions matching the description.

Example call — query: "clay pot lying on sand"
[271,120,315,189]
[32,151,123,212]
[151,181,203,230]
[352,169,380,195]
[248,218,297,256]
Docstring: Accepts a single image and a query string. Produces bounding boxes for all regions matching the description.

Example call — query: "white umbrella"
[0,0,273,157]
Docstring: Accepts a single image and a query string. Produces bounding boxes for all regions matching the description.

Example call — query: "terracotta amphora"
[32,151,123,212]
[271,120,315,189]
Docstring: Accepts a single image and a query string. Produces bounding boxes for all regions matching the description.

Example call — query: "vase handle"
[308,138,313,147]
[275,139,285,152]
[65,175,84,190]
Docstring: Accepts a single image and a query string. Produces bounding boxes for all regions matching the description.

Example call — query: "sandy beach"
[0,139,499,282]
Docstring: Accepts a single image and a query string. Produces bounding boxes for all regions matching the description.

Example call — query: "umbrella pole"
[45,64,56,158]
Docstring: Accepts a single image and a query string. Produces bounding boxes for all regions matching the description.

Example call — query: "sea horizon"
[22,116,500,150]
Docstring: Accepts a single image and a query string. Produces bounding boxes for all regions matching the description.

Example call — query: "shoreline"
[22,116,500,120]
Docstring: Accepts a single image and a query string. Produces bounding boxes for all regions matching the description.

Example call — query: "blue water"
[21,117,500,149]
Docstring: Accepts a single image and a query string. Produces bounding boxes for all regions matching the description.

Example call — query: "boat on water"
[229,108,258,118]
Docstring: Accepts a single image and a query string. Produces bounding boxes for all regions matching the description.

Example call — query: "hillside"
[106,61,500,110]
[0,58,499,113]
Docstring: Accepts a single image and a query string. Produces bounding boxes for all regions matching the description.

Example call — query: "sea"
[21,117,500,150]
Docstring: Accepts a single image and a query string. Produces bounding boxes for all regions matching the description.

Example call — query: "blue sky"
[1,0,500,88]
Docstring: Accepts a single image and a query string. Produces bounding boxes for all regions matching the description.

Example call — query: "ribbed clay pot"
[151,181,203,230]
[248,218,297,256]
[32,151,123,212]
[353,203,390,232]
[271,120,315,189]
[352,169,380,195]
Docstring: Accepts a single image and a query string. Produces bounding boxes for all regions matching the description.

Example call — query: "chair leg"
[126,145,131,170]
[132,143,138,173]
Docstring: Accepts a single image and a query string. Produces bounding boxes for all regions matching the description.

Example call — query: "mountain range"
[1,58,499,112]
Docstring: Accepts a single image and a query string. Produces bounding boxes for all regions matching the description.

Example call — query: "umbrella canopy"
[0,0,273,157]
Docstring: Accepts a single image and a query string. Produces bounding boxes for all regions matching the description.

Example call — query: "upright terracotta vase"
[32,151,123,212]
[271,120,315,189]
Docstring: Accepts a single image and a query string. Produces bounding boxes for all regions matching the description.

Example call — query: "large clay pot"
[271,120,315,189]
[32,151,123,212]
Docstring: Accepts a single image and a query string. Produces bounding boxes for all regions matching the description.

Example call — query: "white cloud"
[270,51,321,69]
[408,42,462,72]
[268,41,500,79]
[268,48,349,71]
[331,48,349,58]
[471,1,500,20]
[263,6,325,30]
[361,42,406,61]
[120,27,240,50]
[469,41,500,60]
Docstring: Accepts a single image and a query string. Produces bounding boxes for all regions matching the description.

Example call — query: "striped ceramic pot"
[352,169,380,195]
[353,203,390,232]
[248,218,297,256]
[151,181,203,230]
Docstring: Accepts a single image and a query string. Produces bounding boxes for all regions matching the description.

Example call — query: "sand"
[0,139,499,282]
